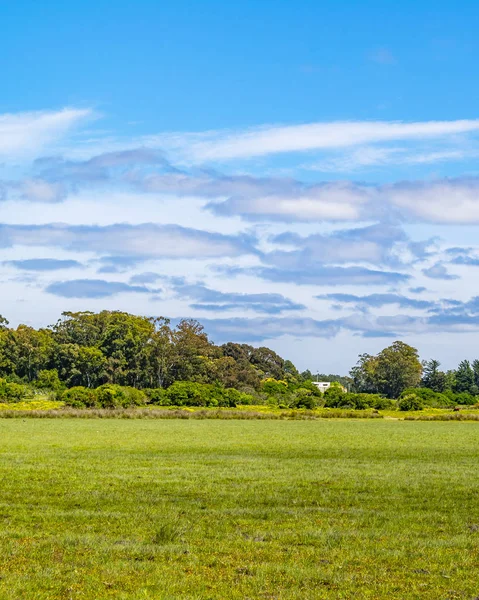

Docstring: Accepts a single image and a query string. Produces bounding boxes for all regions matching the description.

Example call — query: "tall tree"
[146,317,176,388]
[13,325,53,382]
[350,342,422,398]
[454,360,475,394]
[374,342,422,398]
[350,353,378,393]
[421,359,446,392]
[472,359,479,390]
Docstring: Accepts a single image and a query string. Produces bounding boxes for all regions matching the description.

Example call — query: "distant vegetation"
[0,311,478,410]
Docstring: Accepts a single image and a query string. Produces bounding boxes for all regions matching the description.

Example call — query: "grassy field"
[1,420,479,599]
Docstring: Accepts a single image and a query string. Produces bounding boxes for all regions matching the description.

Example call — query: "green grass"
[1,420,479,599]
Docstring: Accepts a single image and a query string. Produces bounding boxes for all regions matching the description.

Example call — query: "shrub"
[221,387,242,408]
[62,387,98,408]
[236,391,256,405]
[93,384,146,408]
[0,379,26,402]
[145,388,169,405]
[324,390,391,410]
[165,381,208,406]
[452,391,476,406]
[260,378,288,396]
[121,386,147,407]
[398,394,424,411]
[401,387,454,408]
[290,388,319,409]
[36,369,64,391]
[95,384,124,408]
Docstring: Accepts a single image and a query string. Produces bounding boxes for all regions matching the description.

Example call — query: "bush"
[121,386,147,407]
[35,369,64,391]
[62,387,98,408]
[401,388,454,408]
[165,381,208,407]
[145,388,169,405]
[290,388,319,409]
[452,391,476,406]
[323,390,390,410]
[235,390,256,405]
[62,385,148,409]
[398,394,424,411]
[95,384,147,408]
[260,378,288,396]
[0,379,26,402]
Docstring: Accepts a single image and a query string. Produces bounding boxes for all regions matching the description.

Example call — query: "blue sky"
[2,0,479,372]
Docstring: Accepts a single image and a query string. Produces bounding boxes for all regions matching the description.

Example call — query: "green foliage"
[145,388,169,405]
[350,341,422,398]
[95,384,147,408]
[449,391,476,405]
[62,385,147,409]
[0,379,26,402]
[454,359,478,395]
[323,387,391,410]
[0,311,298,395]
[62,386,98,408]
[260,378,288,395]
[163,381,247,407]
[400,387,453,408]
[398,394,424,411]
[35,369,64,391]
[6,309,479,415]
[421,359,447,392]
[290,387,319,409]
[401,387,476,407]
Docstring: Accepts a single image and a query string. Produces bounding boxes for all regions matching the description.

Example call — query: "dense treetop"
[0,311,291,392]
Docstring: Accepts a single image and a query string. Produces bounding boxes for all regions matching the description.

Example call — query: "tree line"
[0,310,301,392]
[349,340,478,407]
[0,311,477,409]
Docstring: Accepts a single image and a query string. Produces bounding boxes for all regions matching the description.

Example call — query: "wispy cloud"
[171,280,304,314]
[316,292,434,311]
[266,224,421,268]
[422,262,459,280]
[217,264,411,287]
[0,223,257,260]
[208,175,479,225]
[46,279,153,298]
[5,258,82,271]
[198,316,341,343]
[307,146,470,172]
[150,119,479,162]
[0,108,92,158]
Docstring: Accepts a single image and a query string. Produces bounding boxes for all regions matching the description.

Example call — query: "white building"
[311,381,333,392]
[311,381,347,393]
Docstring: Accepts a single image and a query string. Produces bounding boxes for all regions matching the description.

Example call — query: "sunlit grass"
[1,419,479,598]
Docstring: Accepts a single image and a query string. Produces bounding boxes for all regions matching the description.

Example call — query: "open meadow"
[1,419,479,599]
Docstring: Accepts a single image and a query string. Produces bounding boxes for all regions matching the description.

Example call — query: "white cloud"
[307,147,470,172]
[0,108,92,158]
[0,222,256,259]
[386,178,479,223]
[209,182,370,221]
[149,119,479,162]
[19,179,67,203]
[210,176,479,225]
